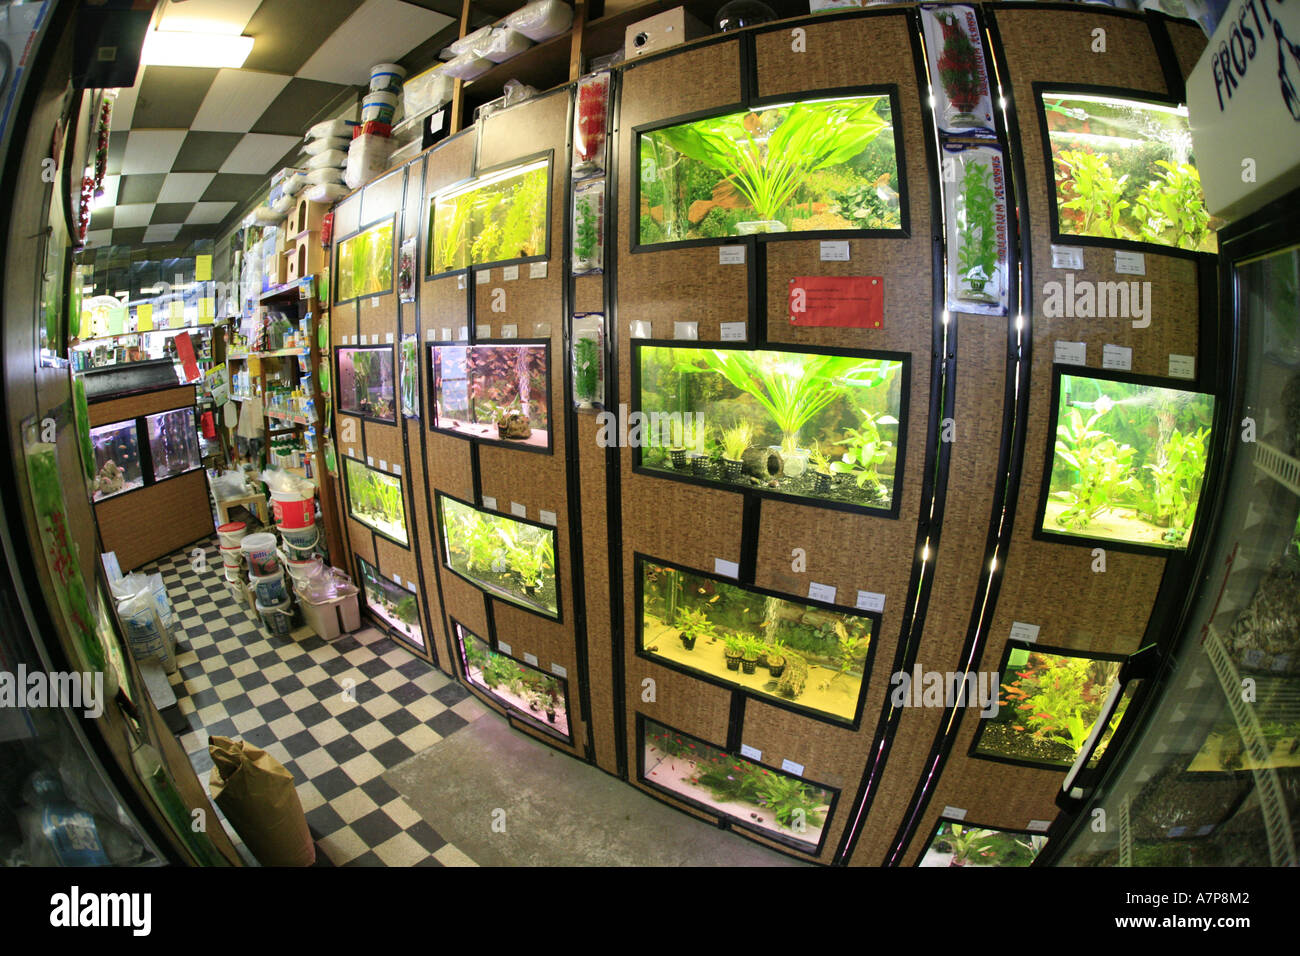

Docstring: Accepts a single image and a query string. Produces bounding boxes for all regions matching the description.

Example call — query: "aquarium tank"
[1044,373,1215,550]
[1041,92,1215,253]
[439,495,559,619]
[89,420,143,501]
[636,345,904,512]
[974,646,1128,768]
[338,346,396,422]
[431,343,550,447]
[457,623,570,738]
[429,158,549,274]
[640,558,873,723]
[642,718,835,852]
[638,94,901,244]
[145,408,201,481]
[1186,678,1300,774]
[357,557,421,650]
[337,218,395,301]
[344,458,408,545]
[918,821,1048,867]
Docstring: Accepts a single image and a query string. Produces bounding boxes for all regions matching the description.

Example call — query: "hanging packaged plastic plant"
[571,313,604,411]
[398,237,417,303]
[573,72,610,179]
[400,334,420,419]
[921,5,995,135]
[572,179,605,276]
[944,143,1009,317]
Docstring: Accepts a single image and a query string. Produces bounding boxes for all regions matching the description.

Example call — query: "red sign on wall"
[788,276,884,329]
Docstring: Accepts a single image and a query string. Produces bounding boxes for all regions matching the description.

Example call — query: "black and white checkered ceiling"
[85,0,459,252]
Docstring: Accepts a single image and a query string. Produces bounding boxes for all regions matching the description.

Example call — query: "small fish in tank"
[345,458,408,545]
[89,421,143,500]
[146,408,201,481]
[1045,374,1215,549]
[337,219,394,300]
[636,346,904,511]
[358,558,422,649]
[429,159,549,274]
[440,496,558,617]
[339,346,396,421]
[919,821,1047,867]
[458,624,570,736]
[432,344,549,446]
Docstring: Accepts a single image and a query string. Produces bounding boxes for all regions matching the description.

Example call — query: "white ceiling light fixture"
[140,30,254,69]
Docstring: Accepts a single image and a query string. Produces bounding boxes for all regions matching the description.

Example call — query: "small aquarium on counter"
[438,494,558,619]
[338,346,396,421]
[344,458,409,545]
[357,558,422,650]
[431,343,550,449]
[918,820,1048,867]
[456,623,570,740]
[90,420,144,501]
[145,408,201,480]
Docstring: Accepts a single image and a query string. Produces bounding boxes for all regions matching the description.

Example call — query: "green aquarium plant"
[765,637,788,676]
[574,335,600,405]
[674,606,714,649]
[1141,425,1208,536]
[756,772,825,832]
[957,159,999,297]
[830,410,892,498]
[723,634,745,670]
[574,196,599,266]
[1055,149,1131,240]
[1134,161,1211,257]
[1051,404,1139,531]
[996,651,1120,762]
[942,823,998,866]
[740,635,763,674]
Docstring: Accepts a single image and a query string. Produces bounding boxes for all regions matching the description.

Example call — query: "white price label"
[1009,621,1041,643]
[476,270,490,284]
[378,460,388,471]
[1169,354,1195,379]
[392,464,401,476]
[855,590,885,613]
[497,641,512,656]
[502,265,519,281]
[392,574,402,585]
[551,663,567,678]
[370,297,379,308]
[510,502,527,518]
[808,582,837,604]
[630,320,652,339]
[529,261,548,279]
[780,759,805,776]
[942,806,968,821]
[533,322,551,337]
[523,652,538,666]
[1027,819,1051,833]
[1114,250,1146,275]
[457,274,466,290]
[441,328,452,341]
[458,326,469,340]
[1102,344,1132,371]
[539,510,557,526]
[673,321,698,340]
[819,240,850,261]
[1054,341,1087,366]
[500,324,517,339]
[425,329,434,340]
[366,456,373,465]
[1050,245,1085,271]
[482,496,497,511]
[479,324,491,339]
[718,245,745,265]
[714,558,739,579]
[720,322,746,342]
[739,744,762,761]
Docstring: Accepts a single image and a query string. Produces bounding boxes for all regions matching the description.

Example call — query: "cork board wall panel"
[619,471,746,571]
[994,9,1170,96]
[619,40,744,131]
[624,660,733,751]
[89,385,195,425]
[476,447,568,522]
[474,271,563,335]
[575,414,617,772]
[477,88,568,170]
[617,247,750,333]
[357,291,398,339]
[333,193,362,249]
[345,515,377,565]
[493,602,574,679]
[330,301,359,345]
[440,563,490,638]
[753,11,914,98]
[424,431,475,502]
[361,421,402,469]
[95,470,211,571]
[573,275,603,314]
[361,168,405,223]
[422,130,476,198]
[421,276,469,338]
[374,534,419,588]
[1166,19,1208,80]
[336,413,363,457]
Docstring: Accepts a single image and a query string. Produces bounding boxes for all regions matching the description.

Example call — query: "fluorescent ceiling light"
[141,30,254,69]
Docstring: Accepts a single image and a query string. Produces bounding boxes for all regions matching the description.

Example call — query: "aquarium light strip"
[1042,91,1187,117]
[433,159,549,203]
[753,93,876,113]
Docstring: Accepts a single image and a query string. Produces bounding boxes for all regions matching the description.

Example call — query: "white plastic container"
[304,136,350,156]
[306,149,348,169]
[249,567,288,606]
[402,67,452,116]
[256,595,295,638]
[481,26,533,63]
[449,24,494,56]
[506,0,573,41]
[369,62,407,93]
[240,532,279,576]
[297,588,361,640]
[441,51,493,81]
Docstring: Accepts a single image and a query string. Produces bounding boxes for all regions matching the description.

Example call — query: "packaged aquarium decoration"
[634,345,905,513]
[344,457,408,545]
[573,72,609,178]
[1042,373,1214,550]
[398,236,417,303]
[357,557,422,650]
[944,144,1009,316]
[571,314,604,411]
[638,94,901,244]
[921,5,995,134]
[145,409,201,481]
[457,623,570,738]
[639,558,874,723]
[429,158,549,274]
[399,335,420,419]
[338,346,396,422]
[642,718,835,851]
[919,821,1047,867]
[89,420,143,501]
[431,343,550,448]
[974,646,1128,768]
[1041,92,1215,253]
[571,179,604,275]
[438,495,559,618]
[336,218,395,301]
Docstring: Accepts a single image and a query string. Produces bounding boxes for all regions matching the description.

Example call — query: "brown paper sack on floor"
[209,736,316,866]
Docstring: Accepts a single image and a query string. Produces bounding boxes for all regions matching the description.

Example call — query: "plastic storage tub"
[249,567,288,606]
[441,51,493,81]
[506,0,574,41]
[256,596,294,637]
[481,27,533,63]
[449,24,494,56]
[217,521,247,548]
[369,62,407,94]
[240,533,279,577]
[297,588,361,640]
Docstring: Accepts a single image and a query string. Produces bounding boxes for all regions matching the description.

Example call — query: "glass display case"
[635,344,905,513]
[430,343,550,449]
[338,346,397,422]
[89,420,144,501]
[456,622,570,740]
[357,557,422,650]
[438,494,559,619]
[144,408,201,481]
[917,820,1048,867]
[344,458,409,546]
[336,218,395,302]
[429,157,550,274]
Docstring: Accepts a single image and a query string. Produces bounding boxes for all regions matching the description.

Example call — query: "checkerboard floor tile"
[142,536,476,867]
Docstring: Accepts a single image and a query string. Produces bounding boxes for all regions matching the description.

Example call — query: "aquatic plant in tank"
[345,458,408,545]
[636,345,904,512]
[145,409,201,480]
[638,94,901,243]
[1042,92,1215,253]
[358,557,421,649]
[429,158,550,273]
[89,420,144,500]
[643,719,834,850]
[919,821,1048,867]
[1044,374,1214,549]
[431,343,549,447]
[337,219,395,300]
[458,624,570,737]
[400,336,420,418]
[640,559,873,723]
[338,346,396,421]
[439,495,558,618]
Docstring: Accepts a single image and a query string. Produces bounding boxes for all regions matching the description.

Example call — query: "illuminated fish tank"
[641,718,836,853]
[635,345,905,513]
[89,420,143,501]
[438,494,558,619]
[357,557,421,650]
[344,458,408,545]
[456,622,570,739]
[145,408,201,481]
[338,346,396,422]
[337,218,395,301]
[1186,681,1300,773]
[974,646,1128,768]
[918,821,1048,867]
[429,158,550,274]
[431,343,550,449]
[1042,373,1215,550]
[1041,91,1215,253]
[639,558,874,724]
[638,94,902,244]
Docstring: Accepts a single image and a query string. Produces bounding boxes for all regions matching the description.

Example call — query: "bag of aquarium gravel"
[208,736,315,866]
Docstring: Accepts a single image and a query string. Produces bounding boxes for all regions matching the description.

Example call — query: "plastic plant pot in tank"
[357,556,421,650]
[1041,372,1215,551]
[430,343,550,448]
[456,622,571,740]
[438,494,558,619]
[973,645,1129,769]
[641,717,837,853]
[344,458,408,545]
[637,94,901,245]
[634,344,905,513]
[1040,91,1216,253]
[639,558,875,724]
[144,408,202,481]
[89,420,144,501]
[336,218,395,301]
[918,820,1048,867]
[338,346,396,422]
[428,157,550,275]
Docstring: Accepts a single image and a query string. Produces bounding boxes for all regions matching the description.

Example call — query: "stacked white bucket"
[346,63,405,189]
[224,522,294,638]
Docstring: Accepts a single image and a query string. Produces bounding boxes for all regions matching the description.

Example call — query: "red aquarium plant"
[574,72,610,175]
[935,13,983,120]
